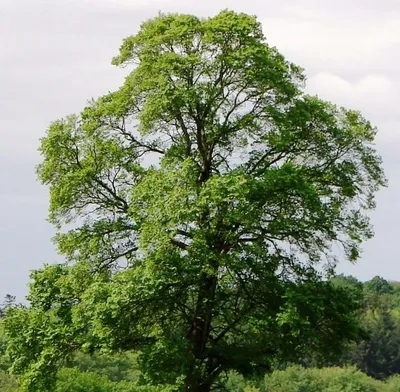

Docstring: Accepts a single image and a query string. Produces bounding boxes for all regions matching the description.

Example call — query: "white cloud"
[262,6,400,80]
[258,1,400,142]
[306,73,400,133]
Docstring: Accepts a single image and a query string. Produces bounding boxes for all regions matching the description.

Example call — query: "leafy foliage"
[223,366,400,392]
[0,296,16,319]
[340,277,400,380]
[55,368,113,392]
[68,352,140,382]
[4,9,386,392]
[262,366,383,392]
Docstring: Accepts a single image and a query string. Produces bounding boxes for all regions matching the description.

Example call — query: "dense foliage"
[2,275,400,391]
[334,276,400,380]
[226,366,400,392]
[3,9,386,392]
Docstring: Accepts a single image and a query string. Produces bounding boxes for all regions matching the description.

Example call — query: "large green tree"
[5,10,386,392]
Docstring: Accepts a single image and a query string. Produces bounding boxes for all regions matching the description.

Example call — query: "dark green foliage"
[342,277,400,380]
[365,277,393,295]
[330,274,363,292]
[318,276,400,381]
[350,310,400,380]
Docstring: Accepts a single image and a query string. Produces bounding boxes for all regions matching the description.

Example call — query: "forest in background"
[1,274,400,391]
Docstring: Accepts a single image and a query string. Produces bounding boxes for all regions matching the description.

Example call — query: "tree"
[5,10,386,392]
[365,277,393,295]
[330,274,363,292]
[364,277,394,310]
[54,368,114,392]
[349,309,400,380]
[0,295,16,318]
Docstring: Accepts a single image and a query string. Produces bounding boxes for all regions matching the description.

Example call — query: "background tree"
[337,277,400,380]
[330,274,364,293]
[0,296,16,319]
[5,10,386,392]
[349,309,400,380]
[365,276,393,294]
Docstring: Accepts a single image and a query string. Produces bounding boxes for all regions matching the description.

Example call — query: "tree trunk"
[185,271,218,392]
[188,274,217,356]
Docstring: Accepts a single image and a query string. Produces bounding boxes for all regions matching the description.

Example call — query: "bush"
[112,381,170,392]
[224,366,390,392]
[55,368,114,392]
[385,375,400,392]
[0,369,18,392]
[263,366,383,392]
[70,352,141,383]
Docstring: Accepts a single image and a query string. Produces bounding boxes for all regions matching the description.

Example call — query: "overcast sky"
[1,0,399,300]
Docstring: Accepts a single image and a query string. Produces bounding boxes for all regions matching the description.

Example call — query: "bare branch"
[171,239,189,250]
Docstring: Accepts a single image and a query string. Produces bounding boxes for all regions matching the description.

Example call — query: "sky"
[0,0,399,300]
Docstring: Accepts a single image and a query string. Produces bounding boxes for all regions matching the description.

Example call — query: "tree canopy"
[4,9,386,392]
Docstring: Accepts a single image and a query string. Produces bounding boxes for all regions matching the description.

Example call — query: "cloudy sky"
[1,0,399,300]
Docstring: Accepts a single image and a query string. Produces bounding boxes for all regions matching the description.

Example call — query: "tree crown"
[6,10,386,392]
